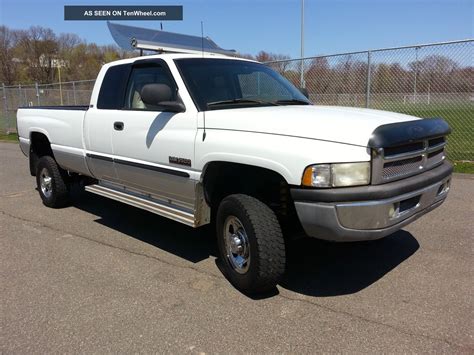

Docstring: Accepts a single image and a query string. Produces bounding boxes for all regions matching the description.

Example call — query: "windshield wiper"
[274,99,311,105]
[207,98,279,108]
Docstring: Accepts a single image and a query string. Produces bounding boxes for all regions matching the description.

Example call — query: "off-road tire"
[36,156,70,208]
[216,194,286,294]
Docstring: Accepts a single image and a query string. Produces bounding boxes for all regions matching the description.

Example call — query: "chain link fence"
[1,80,95,134]
[1,39,472,161]
[267,39,473,161]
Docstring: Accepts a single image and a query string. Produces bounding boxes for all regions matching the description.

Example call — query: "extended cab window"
[125,64,177,110]
[175,58,310,111]
[97,64,131,109]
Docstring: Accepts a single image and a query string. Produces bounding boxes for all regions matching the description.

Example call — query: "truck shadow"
[72,191,217,263]
[72,190,419,298]
[280,232,419,297]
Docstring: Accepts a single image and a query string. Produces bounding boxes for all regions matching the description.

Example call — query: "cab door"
[84,63,131,183]
[110,59,198,210]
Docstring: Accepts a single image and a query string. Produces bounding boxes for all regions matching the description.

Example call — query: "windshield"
[174,58,311,111]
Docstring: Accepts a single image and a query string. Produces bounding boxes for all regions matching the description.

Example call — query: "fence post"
[2,83,8,133]
[72,81,77,105]
[299,59,305,88]
[413,46,419,104]
[35,82,40,106]
[18,84,22,107]
[366,50,372,108]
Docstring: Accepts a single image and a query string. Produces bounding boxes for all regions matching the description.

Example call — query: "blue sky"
[1,0,472,58]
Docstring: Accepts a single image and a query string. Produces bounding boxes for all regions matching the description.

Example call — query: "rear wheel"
[36,156,70,208]
[216,194,286,294]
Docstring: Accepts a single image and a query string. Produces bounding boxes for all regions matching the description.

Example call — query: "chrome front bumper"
[292,161,452,242]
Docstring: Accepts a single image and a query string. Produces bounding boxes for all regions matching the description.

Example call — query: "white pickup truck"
[17,53,452,293]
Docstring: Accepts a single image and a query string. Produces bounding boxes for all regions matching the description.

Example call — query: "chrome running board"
[85,183,196,227]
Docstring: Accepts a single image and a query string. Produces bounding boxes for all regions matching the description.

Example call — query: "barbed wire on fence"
[1,39,472,161]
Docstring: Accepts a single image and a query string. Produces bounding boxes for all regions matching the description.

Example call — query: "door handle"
[114,121,124,131]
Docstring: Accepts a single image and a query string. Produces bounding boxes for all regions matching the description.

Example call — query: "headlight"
[302,162,371,187]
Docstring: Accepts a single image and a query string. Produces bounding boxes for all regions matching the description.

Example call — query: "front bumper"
[291,161,453,242]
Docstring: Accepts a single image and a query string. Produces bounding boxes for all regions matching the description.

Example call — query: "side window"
[125,64,177,110]
[97,64,131,109]
[237,72,292,100]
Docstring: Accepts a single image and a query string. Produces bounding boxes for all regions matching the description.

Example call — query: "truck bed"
[17,105,90,159]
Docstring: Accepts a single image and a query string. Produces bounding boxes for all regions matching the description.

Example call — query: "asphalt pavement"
[1,142,473,353]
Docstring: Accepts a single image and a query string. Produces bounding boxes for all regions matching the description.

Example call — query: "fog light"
[388,203,398,218]
[437,184,445,195]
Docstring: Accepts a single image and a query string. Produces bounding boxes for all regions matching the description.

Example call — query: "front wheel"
[216,194,286,294]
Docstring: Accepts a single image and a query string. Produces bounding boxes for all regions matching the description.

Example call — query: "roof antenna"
[160,22,163,30]
[201,21,204,58]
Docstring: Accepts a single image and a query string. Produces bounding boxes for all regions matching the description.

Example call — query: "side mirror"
[299,87,309,99]
[140,83,186,113]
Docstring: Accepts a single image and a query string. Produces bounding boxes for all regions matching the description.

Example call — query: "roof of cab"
[104,53,258,69]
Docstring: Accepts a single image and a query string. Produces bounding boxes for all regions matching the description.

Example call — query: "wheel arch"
[29,130,54,176]
[200,155,295,185]
[200,160,302,229]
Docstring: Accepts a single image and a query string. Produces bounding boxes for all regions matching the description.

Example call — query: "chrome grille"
[372,136,446,184]
[428,148,444,163]
[382,156,423,180]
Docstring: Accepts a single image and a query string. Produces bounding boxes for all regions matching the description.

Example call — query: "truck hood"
[204,105,421,147]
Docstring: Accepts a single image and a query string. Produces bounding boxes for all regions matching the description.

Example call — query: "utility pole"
[300,0,305,88]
